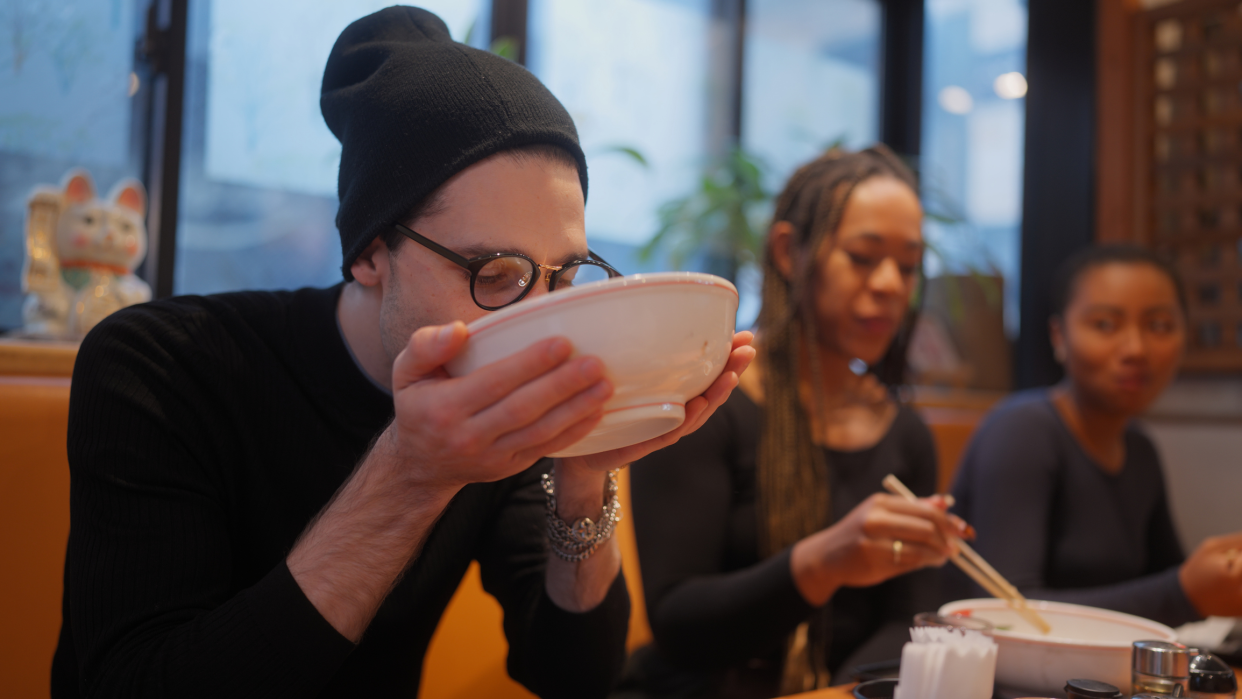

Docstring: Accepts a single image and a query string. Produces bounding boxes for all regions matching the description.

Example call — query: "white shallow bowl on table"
[445,272,739,458]
[939,598,1178,694]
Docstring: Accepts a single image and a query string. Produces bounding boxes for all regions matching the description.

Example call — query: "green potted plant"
[638,147,770,284]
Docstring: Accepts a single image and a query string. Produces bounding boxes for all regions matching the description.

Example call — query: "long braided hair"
[758,145,921,692]
[756,144,920,558]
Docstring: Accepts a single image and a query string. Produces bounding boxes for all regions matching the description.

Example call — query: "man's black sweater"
[50,284,629,698]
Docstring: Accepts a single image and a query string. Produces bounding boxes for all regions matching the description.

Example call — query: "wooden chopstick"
[881,474,1052,635]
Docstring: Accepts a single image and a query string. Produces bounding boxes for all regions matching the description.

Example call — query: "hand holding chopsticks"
[882,474,1052,635]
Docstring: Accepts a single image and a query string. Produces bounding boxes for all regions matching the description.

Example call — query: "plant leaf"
[490,36,519,61]
[598,145,650,168]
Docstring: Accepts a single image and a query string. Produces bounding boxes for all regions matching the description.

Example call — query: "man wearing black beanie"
[51,6,754,699]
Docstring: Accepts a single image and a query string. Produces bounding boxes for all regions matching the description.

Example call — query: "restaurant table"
[785,685,856,699]
[785,668,1242,699]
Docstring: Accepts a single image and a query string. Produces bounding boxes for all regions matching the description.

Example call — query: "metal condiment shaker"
[1064,679,1124,699]
[1133,640,1192,695]
[1188,651,1237,699]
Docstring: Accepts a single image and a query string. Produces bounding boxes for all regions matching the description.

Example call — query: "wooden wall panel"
[1098,0,1242,371]
[1136,0,1242,370]
[1097,0,1144,244]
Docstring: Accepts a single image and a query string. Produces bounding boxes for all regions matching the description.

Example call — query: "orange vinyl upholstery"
[0,362,981,699]
[420,467,652,698]
[0,376,73,699]
[920,406,991,494]
[0,366,654,699]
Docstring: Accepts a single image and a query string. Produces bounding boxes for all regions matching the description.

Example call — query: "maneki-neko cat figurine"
[21,169,152,339]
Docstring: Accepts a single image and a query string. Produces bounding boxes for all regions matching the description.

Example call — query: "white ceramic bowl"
[446,272,739,457]
[938,598,1178,694]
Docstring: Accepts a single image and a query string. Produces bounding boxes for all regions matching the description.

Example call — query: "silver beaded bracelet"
[541,468,622,562]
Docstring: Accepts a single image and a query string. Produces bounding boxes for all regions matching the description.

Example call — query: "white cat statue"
[21,169,152,339]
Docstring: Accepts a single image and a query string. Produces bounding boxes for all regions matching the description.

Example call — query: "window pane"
[922,0,1028,334]
[0,0,146,330]
[742,0,881,188]
[175,0,486,296]
[527,0,712,249]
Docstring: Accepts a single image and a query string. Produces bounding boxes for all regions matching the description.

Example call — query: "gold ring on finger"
[892,539,903,565]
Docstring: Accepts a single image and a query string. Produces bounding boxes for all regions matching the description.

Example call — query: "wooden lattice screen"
[1136,0,1242,371]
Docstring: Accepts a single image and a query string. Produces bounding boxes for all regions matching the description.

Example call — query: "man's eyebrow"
[454,244,512,259]
[454,245,591,266]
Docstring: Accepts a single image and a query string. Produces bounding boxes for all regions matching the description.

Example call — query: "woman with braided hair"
[621,146,969,698]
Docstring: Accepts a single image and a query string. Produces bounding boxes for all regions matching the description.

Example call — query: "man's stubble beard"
[378,251,418,366]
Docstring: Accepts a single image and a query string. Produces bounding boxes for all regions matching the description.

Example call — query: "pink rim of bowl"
[462,271,739,338]
[939,598,1177,649]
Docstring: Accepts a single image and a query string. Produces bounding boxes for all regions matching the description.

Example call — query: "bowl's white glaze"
[446,272,739,457]
[939,598,1178,694]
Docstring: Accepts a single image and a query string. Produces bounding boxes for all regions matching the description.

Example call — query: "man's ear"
[768,221,796,281]
[1049,316,1067,364]
[351,237,390,287]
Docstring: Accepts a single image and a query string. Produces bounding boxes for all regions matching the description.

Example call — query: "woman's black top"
[625,389,939,698]
[947,390,1199,627]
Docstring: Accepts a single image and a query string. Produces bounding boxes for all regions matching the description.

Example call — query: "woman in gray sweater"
[950,245,1242,627]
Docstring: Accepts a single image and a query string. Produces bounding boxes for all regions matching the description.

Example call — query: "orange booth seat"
[0,339,654,699]
[419,469,652,699]
[0,375,73,699]
[0,338,991,699]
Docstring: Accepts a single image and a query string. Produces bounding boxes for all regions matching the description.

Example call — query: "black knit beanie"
[321,6,588,280]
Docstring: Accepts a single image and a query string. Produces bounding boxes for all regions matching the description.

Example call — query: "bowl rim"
[463,272,739,336]
[938,598,1178,649]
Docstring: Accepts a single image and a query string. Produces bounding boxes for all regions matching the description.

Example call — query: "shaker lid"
[1132,640,1191,677]
[1189,651,1239,693]
[1064,679,1123,698]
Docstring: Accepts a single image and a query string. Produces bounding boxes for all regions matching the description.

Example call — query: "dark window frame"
[138,0,939,301]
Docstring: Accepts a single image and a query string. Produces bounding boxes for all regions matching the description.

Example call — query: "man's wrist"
[369,425,463,501]
[551,458,609,520]
[543,461,621,564]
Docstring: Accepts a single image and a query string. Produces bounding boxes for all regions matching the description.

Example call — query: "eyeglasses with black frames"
[391,223,622,311]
